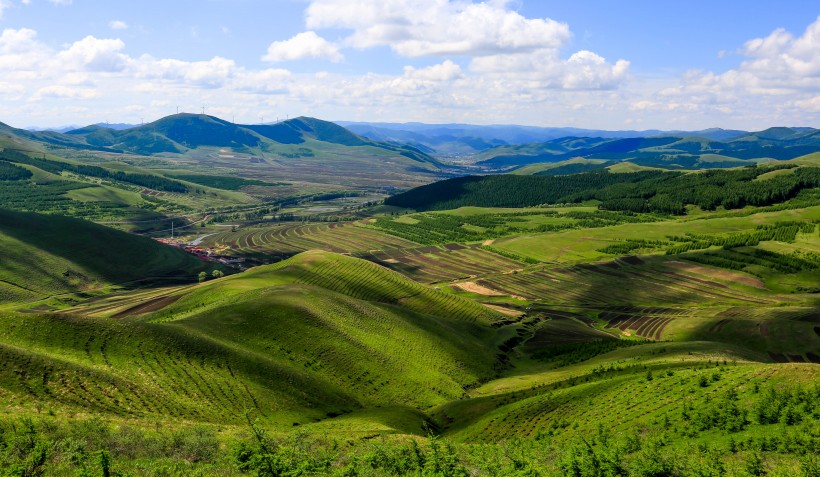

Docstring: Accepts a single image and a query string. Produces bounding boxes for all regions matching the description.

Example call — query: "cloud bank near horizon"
[0,1,817,130]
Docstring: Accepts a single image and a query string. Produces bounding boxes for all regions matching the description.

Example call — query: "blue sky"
[0,0,818,130]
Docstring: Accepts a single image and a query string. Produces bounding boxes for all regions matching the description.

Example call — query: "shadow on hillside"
[687,304,820,363]
[0,209,207,288]
[554,249,820,363]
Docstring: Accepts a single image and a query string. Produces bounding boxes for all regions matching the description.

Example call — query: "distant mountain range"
[471,127,820,170]
[337,121,751,155]
[0,114,442,171]
[4,116,819,174]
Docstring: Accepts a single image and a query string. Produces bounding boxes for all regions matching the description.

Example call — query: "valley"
[0,116,818,476]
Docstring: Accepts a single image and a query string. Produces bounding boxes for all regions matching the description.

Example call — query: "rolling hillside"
[1,200,818,474]
[0,209,217,307]
[0,251,502,428]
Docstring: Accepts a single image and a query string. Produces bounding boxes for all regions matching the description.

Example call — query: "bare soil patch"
[112,294,184,318]
[482,303,523,317]
[454,281,505,296]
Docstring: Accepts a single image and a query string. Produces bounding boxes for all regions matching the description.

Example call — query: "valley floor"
[1,200,818,476]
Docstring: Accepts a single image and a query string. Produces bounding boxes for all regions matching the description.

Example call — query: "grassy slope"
[511,158,604,175]
[435,343,819,442]
[1,196,818,476]
[0,209,215,307]
[0,251,503,431]
[492,205,820,263]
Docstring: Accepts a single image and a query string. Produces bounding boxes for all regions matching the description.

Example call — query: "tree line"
[386,165,820,215]
[0,160,32,181]
[0,149,188,193]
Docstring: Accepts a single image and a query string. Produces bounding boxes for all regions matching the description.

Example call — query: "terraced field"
[472,256,773,308]
[2,198,819,474]
[355,243,523,283]
[202,222,419,259]
[199,221,524,283]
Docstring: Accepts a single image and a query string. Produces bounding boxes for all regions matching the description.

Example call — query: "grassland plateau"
[0,119,818,476]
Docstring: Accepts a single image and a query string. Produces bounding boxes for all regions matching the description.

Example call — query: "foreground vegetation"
[0,132,818,475]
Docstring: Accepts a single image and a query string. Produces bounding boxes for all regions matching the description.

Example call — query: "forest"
[386,166,820,215]
[0,150,188,193]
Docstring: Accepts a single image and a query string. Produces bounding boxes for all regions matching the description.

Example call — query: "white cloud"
[0,27,38,52]
[306,0,570,57]
[637,15,820,125]
[564,51,630,89]
[134,55,237,88]
[3,11,819,131]
[0,0,12,19]
[403,60,462,81]
[31,85,97,100]
[57,36,128,72]
[109,20,128,30]
[48,0,73,5]
[262,31,342,62]
[0,28,49,72]
[0,81,25,99]
[298,1,628,91]
[793,95,820,112]
[470,49,629,90]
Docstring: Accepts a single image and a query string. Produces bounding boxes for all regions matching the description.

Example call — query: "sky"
[0,0,819,130]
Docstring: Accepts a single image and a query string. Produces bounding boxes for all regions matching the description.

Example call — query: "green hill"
[58,114,443,169]
[248,117,369,146]
[0,251,502,428]
[0,209,216,307]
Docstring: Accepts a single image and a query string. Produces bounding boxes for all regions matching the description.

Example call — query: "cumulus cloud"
[0,28,50,72]
[737,15,820,85]
[135,55,237,88]
[297,0,628,91]
[635,15,820,125]
[403,60,463,81]
[57,36,128,72]
[471,49,629,90]
[109,20,128,30]
[673,16,820,96]
[0,27,39,53]
[262,31,342,62]
[31,85,96,100]
[305,0,570,57]
[0,81,25,99]
[4,9,820,131]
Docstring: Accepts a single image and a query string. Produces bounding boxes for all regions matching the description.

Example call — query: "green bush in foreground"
[0,407,817,476]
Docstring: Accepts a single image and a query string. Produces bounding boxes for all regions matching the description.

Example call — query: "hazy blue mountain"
[338,121,748,155]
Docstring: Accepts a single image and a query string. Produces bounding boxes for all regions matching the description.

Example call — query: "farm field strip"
[474,258,771,308]
[373,247,523,283]
[205,222,420,257]
[60,285,194,317]
[199,221,526,283]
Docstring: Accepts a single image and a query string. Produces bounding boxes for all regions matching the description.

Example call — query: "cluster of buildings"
[155,238,245,267]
